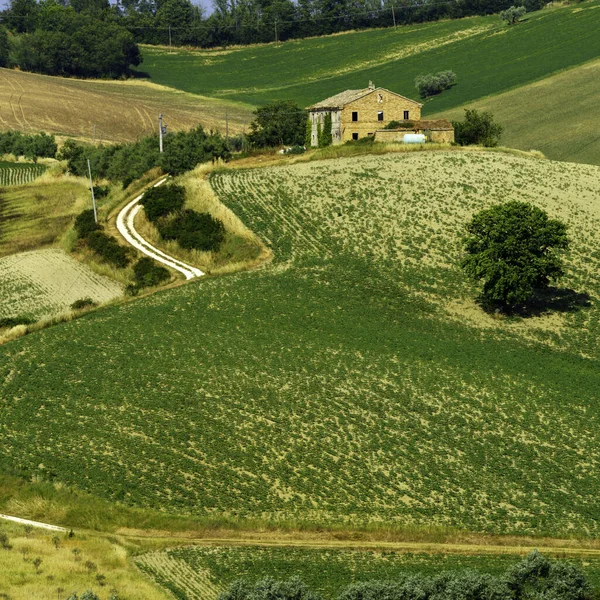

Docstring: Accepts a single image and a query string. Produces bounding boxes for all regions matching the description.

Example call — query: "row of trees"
[218,552,593,600]
[1,0,549,55]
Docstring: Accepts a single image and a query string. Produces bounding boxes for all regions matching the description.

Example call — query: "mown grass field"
[433,58,600,167]
[2,150,600,539]
[137,545,600,600]
[0,161,46,186]
[140,1,600,112]
[0,68,252,143]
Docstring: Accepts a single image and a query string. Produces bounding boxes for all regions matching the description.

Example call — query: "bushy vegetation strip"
[0,131,57,161]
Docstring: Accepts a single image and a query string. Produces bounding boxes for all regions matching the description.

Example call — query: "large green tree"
[461,201,569,311]
[0,27,9,67]
[247,101,307,148]
[453,109,503,147]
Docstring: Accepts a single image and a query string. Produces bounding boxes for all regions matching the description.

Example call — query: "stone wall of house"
[374,128,455,144]
[310,110,342,147]
[340,90,422,143]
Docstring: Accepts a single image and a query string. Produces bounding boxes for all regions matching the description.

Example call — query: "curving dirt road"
[116,178,204,281]
[0,513,67,532]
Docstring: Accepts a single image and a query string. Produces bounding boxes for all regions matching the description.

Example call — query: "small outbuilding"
[307,82,423,146]
[374,119,455,144]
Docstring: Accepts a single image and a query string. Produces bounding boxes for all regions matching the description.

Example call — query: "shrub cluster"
[132,257,170,289]
[142,184,225,253]
[0,316,35,328]
[0,131,57,160]
[453,109,503,147]
[159,209,225,251]
[59,126,229,187]
[218,552,593,600]
[74,209,131,268]
[415,70,457,99]
[0,27,8,68]
[70,298,97,310]
[501,4,526,23]
[140,185,185,222]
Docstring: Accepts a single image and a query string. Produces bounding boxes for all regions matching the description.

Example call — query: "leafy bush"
[140,185,186,222]
[453,109,503,147]
[159,209,225,251]
[0,316,36,328]
[461,201,569,311]
[133,257,170,288]
[501,5,526,23]
[0,131,57,160]
[285,145,306,155]
[0,27,8,68]
[219,577,321,600]
[74,209,100,239]
[318,113,333,148]
[415,70,457,98]
[384,120,415,129]
[86,231,131,268]
[70,298,97,310]
[248,101,307,148]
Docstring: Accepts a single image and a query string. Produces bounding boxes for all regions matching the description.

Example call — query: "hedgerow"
[140,185,186,222]
[158,209,225,251]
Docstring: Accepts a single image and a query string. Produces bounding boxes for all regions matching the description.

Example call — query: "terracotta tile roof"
[307,87,423,110]
[393,119,454,130]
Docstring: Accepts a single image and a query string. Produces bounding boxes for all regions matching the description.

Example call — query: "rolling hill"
[140,1,600,113]
[0,68,253,143]
[3,149,600,539]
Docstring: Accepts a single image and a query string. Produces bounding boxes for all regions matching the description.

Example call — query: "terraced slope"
[0,68,252,143]
[140,1,600,111]
[2,151,600,538]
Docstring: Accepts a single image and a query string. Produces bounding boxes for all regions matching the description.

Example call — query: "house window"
[352,133,359,140]
[404,110,410,120]
[352,111,358,122]
[378,111,384,121]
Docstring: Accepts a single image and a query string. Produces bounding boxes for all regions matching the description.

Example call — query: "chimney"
[368,81,375,90]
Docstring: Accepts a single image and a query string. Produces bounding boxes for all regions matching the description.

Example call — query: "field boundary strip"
[0,513,67,532]
[116,177,204,280]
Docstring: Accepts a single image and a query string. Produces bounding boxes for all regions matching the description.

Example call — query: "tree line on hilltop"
[0,0,550,78]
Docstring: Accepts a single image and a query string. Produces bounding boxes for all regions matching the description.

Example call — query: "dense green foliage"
[247,101,307,148]
[132,257,170,288]
[86,230,131,268]
[501,5,526,24]
[213,552,593,600]
[414,70,457,99]
[139,2,600,115]
[0,26,8,67]
[461,201,569,311]
[140,185,186,222]
[2,0,140,77]
[158,209,225,251]
[74,209,100,239]
[3,153,600,536]
[0,131,57,160]
[453,109,503,147]
[318,113,333,148]
[60,127,228,186]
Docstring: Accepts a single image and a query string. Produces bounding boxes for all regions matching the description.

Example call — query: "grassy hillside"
[2,151,600,538]
[137,546,600,600]
[140,1,600,112]
[0,68,252,143]
[433,58,600,166]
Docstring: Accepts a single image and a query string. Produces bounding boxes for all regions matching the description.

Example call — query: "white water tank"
[403,133,426,144]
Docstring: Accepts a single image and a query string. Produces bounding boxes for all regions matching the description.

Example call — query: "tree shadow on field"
[486,287,592,318]
[130,69,151,79]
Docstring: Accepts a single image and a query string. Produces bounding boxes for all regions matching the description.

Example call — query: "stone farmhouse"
[307,82,454,145]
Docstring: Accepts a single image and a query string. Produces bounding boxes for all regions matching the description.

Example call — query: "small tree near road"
[461,201,569,312]
[501,5,526,24]
[453,109,503,147]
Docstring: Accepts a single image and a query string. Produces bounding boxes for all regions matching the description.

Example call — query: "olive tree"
[453,109,503,147]
[461,201,569,312]
[501,5,526,23]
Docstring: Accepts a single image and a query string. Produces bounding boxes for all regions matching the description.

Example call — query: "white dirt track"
[0,513,67,532]
[116,178,204,280]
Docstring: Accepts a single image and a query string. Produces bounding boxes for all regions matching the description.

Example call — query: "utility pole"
[159,114,164,153]
[274,18,278,43]
[225,108,229,142]
[87,159,97,224]
[392,5,396,27]
[168,25,172,52]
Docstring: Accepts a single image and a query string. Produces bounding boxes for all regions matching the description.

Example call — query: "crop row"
[0,162,46,187]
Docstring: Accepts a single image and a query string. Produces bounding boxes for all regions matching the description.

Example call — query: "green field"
[137,546,600,600]
[0,161,46,187]
[434,58,600,167]
[2,150,600,539]
[140,1,600,112]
